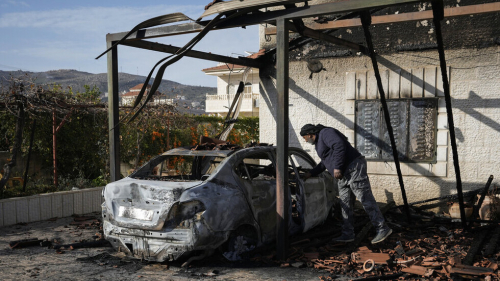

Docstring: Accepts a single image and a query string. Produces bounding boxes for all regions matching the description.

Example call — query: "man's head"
[303,133,316,145]
[300,123,322,145]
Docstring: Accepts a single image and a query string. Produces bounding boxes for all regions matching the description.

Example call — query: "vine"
[0,75,259,198]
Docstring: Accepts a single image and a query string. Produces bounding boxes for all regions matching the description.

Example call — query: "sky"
[0,0,260,87]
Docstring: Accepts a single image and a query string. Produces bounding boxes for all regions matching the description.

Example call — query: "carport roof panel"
[108,0,426,42]
[271,0,424,21]
[200,0,310,19]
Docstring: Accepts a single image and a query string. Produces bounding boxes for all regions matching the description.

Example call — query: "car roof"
[160,146,310,157]
[161,147,234,157]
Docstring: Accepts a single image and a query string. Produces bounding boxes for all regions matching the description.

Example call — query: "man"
[300,124,392,244]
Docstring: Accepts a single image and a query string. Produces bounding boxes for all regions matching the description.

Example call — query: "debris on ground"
[5,188,499,280]
[52,239,111,250]
[9,238,46,249]
[203,269,219,277]
[190,136,272,151]
[246,197,500,280]
[8,214,109,253]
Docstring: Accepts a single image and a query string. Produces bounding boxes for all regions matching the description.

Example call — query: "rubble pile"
[191,136,272,151]
[251,205,500,280]
[191,142,241,151]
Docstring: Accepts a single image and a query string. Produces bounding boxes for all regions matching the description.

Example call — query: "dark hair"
[300,124,326,136]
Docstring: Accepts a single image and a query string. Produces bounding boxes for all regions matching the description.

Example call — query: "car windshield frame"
[129,147,233,180]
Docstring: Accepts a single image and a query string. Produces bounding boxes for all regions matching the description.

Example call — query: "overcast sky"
[0,0,260,87]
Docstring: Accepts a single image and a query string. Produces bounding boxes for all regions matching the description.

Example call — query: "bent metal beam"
[359,11,411,223]
[120,40,264,68]
[431,0,468,229]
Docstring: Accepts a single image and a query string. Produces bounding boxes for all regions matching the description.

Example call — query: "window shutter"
[355,101,380,159]
[380,100,408,161]
[409,99,438,161]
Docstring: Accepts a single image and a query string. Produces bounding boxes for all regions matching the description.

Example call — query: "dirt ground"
[0,213,337,281]
[3,204,495,280]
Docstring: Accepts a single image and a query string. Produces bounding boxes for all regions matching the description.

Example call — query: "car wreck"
[102,145,338,263]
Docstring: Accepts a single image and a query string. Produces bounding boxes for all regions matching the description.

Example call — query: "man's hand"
[302,172,312,181]
[334,169,343,179]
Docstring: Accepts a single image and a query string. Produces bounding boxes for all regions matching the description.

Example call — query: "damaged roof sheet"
[199,0,310,19]
[96,12,193,59]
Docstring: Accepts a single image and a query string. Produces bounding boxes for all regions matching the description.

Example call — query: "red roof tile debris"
[247,198,500,280]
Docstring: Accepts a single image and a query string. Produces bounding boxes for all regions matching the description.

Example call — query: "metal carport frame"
[104,0,484,260]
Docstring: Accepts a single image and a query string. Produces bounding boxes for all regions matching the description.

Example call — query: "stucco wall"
[259,46,500,205]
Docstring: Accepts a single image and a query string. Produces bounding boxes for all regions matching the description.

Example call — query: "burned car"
[102,146,338,263]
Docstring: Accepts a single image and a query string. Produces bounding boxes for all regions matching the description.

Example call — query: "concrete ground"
[0,214,332,281]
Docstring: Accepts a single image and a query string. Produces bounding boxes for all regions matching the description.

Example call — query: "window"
[131,155,226,181]
[288,152,314,173]
[288,152,315,197]
[244,82,253,94]
[355,98,438,162]
[235,152,275,181]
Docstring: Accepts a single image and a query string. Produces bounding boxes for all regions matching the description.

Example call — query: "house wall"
[122,96,134,106]
[259,45,500,205]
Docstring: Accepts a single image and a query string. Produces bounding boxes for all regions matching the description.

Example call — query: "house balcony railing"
[205,93,259,113]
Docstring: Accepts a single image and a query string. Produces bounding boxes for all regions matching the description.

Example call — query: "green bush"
[0,84,259,198]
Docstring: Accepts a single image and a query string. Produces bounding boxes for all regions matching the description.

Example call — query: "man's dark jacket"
[309,127,361,177]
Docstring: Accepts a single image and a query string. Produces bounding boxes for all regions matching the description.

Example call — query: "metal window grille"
[355,98,437,162]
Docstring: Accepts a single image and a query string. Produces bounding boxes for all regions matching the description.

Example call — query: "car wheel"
[220,225,258,261]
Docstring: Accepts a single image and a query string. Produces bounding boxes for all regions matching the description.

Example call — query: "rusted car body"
[102,146,338,262]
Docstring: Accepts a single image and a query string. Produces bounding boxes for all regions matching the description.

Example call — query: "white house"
[257,0,500,205]
[121,83,173,106]
[203,50,263,117]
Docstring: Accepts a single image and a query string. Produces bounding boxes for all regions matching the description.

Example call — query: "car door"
[233,151,278,244]
[288,149,331,232]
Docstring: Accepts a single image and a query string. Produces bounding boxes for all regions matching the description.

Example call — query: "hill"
[0,69,216,103]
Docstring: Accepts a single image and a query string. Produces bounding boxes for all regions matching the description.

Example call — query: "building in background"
[121,83,173,106]
[203,50,263,117]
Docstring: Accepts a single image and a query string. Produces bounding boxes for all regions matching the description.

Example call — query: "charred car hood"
[103,178,203,230]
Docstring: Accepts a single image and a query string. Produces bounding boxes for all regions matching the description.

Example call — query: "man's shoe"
[332,234,355,243]
[371,228,393,244]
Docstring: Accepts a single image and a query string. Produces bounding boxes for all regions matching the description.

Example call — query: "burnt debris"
[247,200,500,280]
